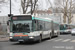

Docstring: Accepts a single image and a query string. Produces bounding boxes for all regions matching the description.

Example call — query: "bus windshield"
[60,25,66,30]
[12,21,32,33]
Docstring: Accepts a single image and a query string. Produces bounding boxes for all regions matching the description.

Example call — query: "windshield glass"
[12,21,32,33]
[60,25,64,30]
[60,25,66,30]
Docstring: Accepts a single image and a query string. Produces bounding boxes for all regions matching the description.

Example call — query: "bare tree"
[0,0,9,12]
[54,0,75,24]
[21,0,38,14]
[0,0,5,3]
[47,0,53,8]
[68,0,73,24]
[0,0,8,5]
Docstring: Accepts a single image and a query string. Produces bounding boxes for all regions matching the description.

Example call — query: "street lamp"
[8,0,13,17]
[10,0,11,15]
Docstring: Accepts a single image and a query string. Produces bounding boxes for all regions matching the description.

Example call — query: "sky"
[0,0,54,16]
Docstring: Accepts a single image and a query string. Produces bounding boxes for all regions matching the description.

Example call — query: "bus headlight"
[29,36,34,39]
[10,32,13,36]
[28,33,34,36]
[9,37,13,39]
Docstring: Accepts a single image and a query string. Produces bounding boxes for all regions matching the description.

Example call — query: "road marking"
[47,39,75,43]
[53,46,64,49]
[65,46,74,49]
[62,39,71,42]
[53,46,74,49]
[54,39,63,42]
[47,39,56,41]
[70,40,75,42]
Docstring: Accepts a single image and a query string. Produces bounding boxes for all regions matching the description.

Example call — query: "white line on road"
[62,39,71,42]
[70,40,75,42]
[53,46,74,49]
[54,39,63,42]
[47,39,56,41]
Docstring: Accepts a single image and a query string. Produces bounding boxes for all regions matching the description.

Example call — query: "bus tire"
[38,35,42,43]
[56,32,59,37]
[49,33,51,39]
[19,41,23,44]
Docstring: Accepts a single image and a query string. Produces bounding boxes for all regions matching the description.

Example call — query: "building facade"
[0,16,8,32]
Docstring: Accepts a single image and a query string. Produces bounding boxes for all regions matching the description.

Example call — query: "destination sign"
[12,15,32,20]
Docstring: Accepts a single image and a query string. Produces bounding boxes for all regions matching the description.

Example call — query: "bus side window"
[40,25,42,30]
[35,20,36,23]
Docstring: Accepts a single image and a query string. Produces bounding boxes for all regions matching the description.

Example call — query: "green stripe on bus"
[32,17,51,22]
[32,17,59,24]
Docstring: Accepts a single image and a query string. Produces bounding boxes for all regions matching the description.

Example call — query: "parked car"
[71,28,75,36]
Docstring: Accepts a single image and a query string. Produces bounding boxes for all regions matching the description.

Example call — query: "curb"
[0,40,9,42]
[0,37,9,42]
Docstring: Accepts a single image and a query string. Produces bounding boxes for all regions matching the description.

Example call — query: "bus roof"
[33,17,59,24]
[12,14,32,17]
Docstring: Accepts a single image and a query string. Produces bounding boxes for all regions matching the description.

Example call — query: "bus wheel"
[49,33,52,39]
[49,34,51,39]
[38,36,42,43]
[56,33,59,37]
[19,41,23,44]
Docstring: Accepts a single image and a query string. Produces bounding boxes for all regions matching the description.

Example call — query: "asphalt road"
[1,35,75,50]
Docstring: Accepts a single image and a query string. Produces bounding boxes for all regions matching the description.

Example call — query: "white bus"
[8,14,60,43]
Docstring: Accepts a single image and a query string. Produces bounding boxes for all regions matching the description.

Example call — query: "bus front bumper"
[9,36,40,42]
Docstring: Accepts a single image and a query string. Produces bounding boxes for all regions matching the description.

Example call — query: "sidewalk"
[0,35,9,42]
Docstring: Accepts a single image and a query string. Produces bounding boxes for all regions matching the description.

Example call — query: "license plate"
[15,33,23,35]
[18,39,24,41]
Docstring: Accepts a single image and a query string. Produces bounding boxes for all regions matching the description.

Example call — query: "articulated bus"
[8,14,60,43]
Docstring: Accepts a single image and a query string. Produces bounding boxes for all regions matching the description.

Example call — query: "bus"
[60,24,75,34]
[8,14,60,43]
